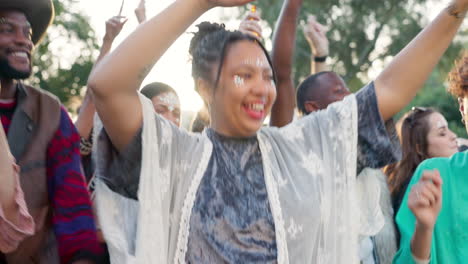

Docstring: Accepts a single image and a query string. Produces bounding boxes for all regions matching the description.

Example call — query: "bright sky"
[77,0,244,114]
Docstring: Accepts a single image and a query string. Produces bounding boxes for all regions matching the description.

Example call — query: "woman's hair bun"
[189,22,226,56]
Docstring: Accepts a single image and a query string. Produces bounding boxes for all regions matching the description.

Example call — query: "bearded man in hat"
[0,0,104,263]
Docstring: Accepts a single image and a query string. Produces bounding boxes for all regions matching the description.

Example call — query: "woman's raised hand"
[239,11,263,41]
[408,170,443,230]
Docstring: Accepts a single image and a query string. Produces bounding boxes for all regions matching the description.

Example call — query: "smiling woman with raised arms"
[86,0,467,262]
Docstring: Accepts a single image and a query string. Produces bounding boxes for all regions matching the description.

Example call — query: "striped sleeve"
[47,107,104,263]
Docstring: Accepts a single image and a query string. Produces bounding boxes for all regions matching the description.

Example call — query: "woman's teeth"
[249,103,264,111]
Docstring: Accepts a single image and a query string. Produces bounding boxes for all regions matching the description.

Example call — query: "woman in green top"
[393,51,468,263]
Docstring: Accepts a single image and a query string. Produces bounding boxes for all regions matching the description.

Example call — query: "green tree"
[240,0,467,136]
[26,0,99,113]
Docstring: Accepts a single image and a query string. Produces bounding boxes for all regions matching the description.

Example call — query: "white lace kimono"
[95,93,379,263]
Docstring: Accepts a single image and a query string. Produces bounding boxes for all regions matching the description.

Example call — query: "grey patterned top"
[185,129,277,263]
[97,82,400,263]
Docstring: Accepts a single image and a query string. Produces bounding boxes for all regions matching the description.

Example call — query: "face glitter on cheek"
[234,75,245,87]
[158,92,180,112]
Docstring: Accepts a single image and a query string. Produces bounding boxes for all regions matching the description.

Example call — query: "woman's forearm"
[95,38,113,65]
[75,36,116,140]
[88,0,209,98]
[75,92,96,140]
[270,0,303,127]
[410,223,433,261]
[311,58,328,74]
[375,2,467,121]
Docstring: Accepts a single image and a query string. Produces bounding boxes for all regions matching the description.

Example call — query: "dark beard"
[0,57,31,80]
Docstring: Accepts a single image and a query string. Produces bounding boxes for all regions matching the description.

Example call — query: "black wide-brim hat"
[0,0,54,45]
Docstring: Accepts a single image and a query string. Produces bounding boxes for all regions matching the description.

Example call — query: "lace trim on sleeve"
[173,139,213,263]
[258,135,289,264]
